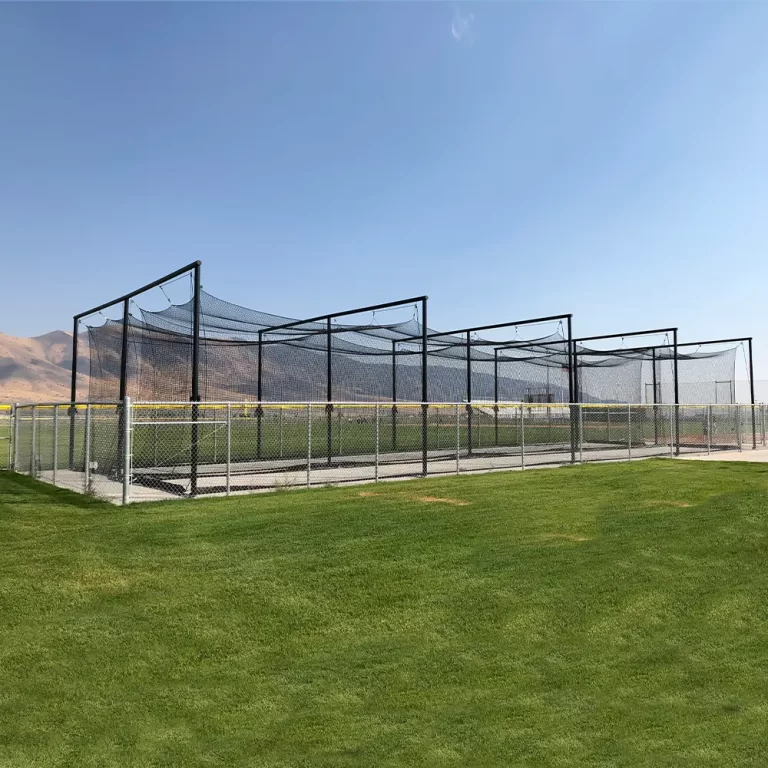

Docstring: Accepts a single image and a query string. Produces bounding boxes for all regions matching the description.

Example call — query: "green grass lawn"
[2,460,768,766]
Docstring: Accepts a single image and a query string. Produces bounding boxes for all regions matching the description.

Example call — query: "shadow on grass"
[0,472,110,510]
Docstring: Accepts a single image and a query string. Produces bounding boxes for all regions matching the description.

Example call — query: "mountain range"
[0,331,89,403]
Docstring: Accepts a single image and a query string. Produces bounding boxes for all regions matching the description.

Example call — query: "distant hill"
[0,331,89,403]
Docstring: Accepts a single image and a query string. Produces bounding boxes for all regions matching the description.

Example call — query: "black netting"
[86,288,741,405]
[573,343,738,404]
[87,290,572,404]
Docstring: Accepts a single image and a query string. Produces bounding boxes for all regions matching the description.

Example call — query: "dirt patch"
[357,491,470,506]
[415,496,471,506]
[647,500,692,508]
[543,533,592,543]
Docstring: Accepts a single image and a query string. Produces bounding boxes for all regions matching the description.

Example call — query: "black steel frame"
[68,261,203,484]
[577,336,756,449]
[569,327,679,452]
[398,313,572,457]
[254,295,429,475]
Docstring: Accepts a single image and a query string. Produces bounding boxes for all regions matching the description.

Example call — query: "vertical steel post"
[12,403,19,472]
[375,403,380,482]
[466,330,472,456]
[306,403,312,488]
[30,405,36,477]
[6,406,11,470]
[652,347,659,445]
[567,316,576,463]
[338,408,342,456]
[257,329,263,459]
[68,316,79,469]
[122,397,131,505]
[119,298,130,402]
[673,328,680,455]
[279,405,284,458]
[572,344,579,465]
[391,339,397,452]
[749,338,756,449]
[213,412,218,464]
[579,404,583,463]
[327,317,333,466]
[520,404,525,471]
[84,404,91,493]
[707,404,712,454]
[190,263,201,496]
[53,405,58,487]
[226,403,231,497]
[421,297,429,476]
[455,402,460,475]
[737,404,742,451]
[118,298,130,483]
[494,349,499,446]
[669,405,674,456]
[762,404,766,447]
[627,403,632,461]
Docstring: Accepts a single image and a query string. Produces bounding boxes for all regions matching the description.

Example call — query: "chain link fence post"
[154,406,159,469]
[122,397,131,506]
[628,403,632,461]
[5,405,11,471]
[84,405,91,494]
[306,403,312,488]
[455,403,460,475]
[762,404,766,447]
[707,405,712,455]
[53,404,58,487]
[30,405,37,477]
[213,408,218,464]
[12,403,19,471]
[669,405,674,456]
[737,404,742,451]
[226,403,231,497]
[520,404,525,471]
[753,404,757,450]
[375,403,380,482]
[579,404,583,463]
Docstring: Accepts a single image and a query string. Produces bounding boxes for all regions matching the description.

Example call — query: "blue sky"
[1,2,767,375]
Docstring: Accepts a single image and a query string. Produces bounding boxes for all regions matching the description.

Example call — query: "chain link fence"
[8,401,768,504]
[11,403,125,502]
[0,404,13,470]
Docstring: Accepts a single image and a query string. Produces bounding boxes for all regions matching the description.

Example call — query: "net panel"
[87,291,575,404]
[574,343,738,404]
[86,288,741,406]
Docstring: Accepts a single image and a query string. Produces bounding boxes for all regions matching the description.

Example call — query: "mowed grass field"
[2,460,768,766]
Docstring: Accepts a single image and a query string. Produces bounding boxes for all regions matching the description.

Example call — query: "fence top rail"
[131,400,762,408]
[13,402,122,409]
[10,400,766,410]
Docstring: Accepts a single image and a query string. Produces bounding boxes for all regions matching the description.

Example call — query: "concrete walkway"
[678,446,768,463]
